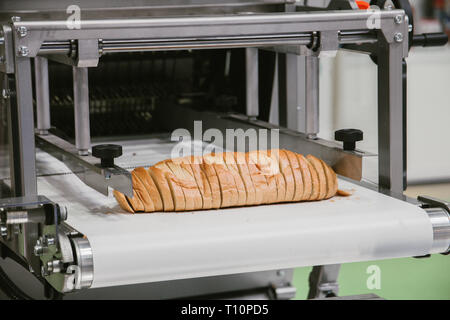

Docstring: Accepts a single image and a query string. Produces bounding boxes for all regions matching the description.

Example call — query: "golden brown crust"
[261,149,285,203]
[234,152,256,206]
[154,161,185,211]
[306,159,320,201]
[168,157,203,211]
[319,159,336,199]
[126,190,145,213]
[148,166,174,211]
[204,153,238,208]
[283,150,304,202]
[113,190,134,213]
[134,167,163,211]
[296,154,312,201]
[132,170,155,212]
[200,156,222,209]
[189,156,213,210]
[306,155,327,200]
[245,152,269,205]
[247,150,278,204]
[223,152,247,206]
[278,150,295,202]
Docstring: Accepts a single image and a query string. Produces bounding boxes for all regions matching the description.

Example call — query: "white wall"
[317,45,450,184]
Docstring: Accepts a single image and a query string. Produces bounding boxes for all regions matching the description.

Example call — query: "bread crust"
[204,153,238,208]
[132,170,155,212]
[188,155,213,210]
[200,155,222,209]
[168,158,203,211]
[283,150,304,201]
[134,167,163,211]
[234,152,256,206]
[306,159,320,201]
[245,152,269,205]
[247,150,278,204]
[306,155,327,200]
[113,190,134,213]
[223,152,247,206]
[319,159,336,199]
[126,190,145,213]
[278,150,295,202]
[154,161,185,211]
[296,154,313,201]
[148,166,174,211]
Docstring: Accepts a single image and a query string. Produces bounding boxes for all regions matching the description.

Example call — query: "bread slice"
[148,166,174,211]
[126,190,145,213]
[166,159,202,211]
[306,155,327,200]
[320,159,338,199]
[296,154,312,201]
[203,153,238,208]
[247,150,277,204]
[283,150,304,202]
[278,150,295,202]
[131,170,155,212]
[234,152,256,206]
[134,167,163,212]
[153,161,185,211]
[305,158,320,201]
[255,150,283,204]
[223,152,247,206]
[188,156,213,210]
[245,152,269,205]
[200,155,222,209]
[113,190,134,213]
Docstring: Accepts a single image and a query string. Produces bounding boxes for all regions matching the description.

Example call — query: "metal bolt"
[0,224,8,238]
[394,15,403,24]
[2,89,11,99]
[385,4,394,10]
[43,235,56,246]
[408,24,413,32]
[277,270,285,277]
[16,26,27,37]
[18,46,29,57]
[45,260,62,275]
[33,238,47,256]
[394,33,404,43]
[10,16,21,23]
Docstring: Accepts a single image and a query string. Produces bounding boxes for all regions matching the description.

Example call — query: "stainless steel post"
[245,47,259,119]
[377,41,405,193]
[285,54,319,138]
[72,66,91,156]
[307,264,341,299]
[34,56,50,135]
[304,55,319,138]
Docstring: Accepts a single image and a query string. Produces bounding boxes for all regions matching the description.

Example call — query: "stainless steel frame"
[0,0,447,299]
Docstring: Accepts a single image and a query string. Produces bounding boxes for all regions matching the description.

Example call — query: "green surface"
[292,254,450,300]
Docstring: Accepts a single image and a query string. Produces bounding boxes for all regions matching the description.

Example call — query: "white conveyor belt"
[35,136,434,289]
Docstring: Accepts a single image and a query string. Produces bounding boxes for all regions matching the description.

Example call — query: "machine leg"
[307,264,341,299]
[72,67,91,156]
[8,56,39,272]
[377,41,405,193]
[245,47,259,119]
[34,57,51,135]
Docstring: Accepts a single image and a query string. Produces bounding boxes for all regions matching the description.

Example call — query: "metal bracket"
[0,25,15,74]
[36,133,133,197]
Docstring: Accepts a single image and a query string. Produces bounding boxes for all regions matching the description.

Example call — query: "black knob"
[91,144,122,168]
[335,129,363,151]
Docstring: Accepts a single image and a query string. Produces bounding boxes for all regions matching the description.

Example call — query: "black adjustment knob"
[335,129,363,151]
[91,144,122,168]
